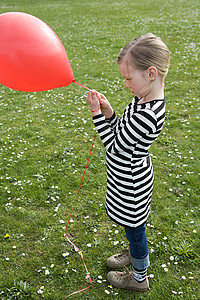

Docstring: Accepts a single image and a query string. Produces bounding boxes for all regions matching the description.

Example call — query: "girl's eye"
[126,78,132,81]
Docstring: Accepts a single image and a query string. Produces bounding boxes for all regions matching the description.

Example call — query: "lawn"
[0,0,199,299]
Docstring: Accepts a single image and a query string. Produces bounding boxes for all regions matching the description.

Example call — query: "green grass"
[0,0,199,299]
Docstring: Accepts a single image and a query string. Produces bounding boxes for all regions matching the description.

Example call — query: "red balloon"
[0,12,73,92]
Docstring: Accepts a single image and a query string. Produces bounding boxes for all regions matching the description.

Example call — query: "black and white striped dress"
[93,96,165,228]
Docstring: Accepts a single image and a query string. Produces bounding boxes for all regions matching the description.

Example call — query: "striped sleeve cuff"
[106,111,118,129]
[93,113,106,126]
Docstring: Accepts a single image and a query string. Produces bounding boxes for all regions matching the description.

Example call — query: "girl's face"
[118,61,150,98]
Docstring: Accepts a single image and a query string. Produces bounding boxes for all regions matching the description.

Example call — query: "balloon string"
[75,135,95,197]
[72,79,103,105]
[72,78,91,91]
[65,135,96,299]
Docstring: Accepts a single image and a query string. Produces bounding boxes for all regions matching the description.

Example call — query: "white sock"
[132,268,147,283]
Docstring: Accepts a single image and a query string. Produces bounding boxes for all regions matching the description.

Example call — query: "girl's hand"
[98,93,114,119]
[86,90,101,116]
[86,90,114,118]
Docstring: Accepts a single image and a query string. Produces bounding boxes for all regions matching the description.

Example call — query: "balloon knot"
[72,78,77,83]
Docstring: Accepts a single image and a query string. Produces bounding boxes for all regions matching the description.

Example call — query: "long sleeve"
[93,109,157,155]
[105,111,119,131]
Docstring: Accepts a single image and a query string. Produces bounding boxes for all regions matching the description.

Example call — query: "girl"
[86,33,170,292]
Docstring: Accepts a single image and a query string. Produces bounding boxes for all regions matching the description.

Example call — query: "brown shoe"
[106,248,132,268]
[107,269,150,292]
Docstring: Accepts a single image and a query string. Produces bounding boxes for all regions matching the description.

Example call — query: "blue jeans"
[125,223,150,270]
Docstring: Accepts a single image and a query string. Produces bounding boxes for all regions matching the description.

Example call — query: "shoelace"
[114,249,129,261]
[115,268,132,285]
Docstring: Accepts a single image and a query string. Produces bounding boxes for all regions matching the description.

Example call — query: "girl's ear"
[148,66,157,81]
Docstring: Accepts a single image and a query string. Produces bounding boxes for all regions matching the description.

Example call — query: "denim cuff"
[131,253,150,270]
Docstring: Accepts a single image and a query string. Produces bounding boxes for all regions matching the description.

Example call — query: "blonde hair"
[117,33,170,81]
